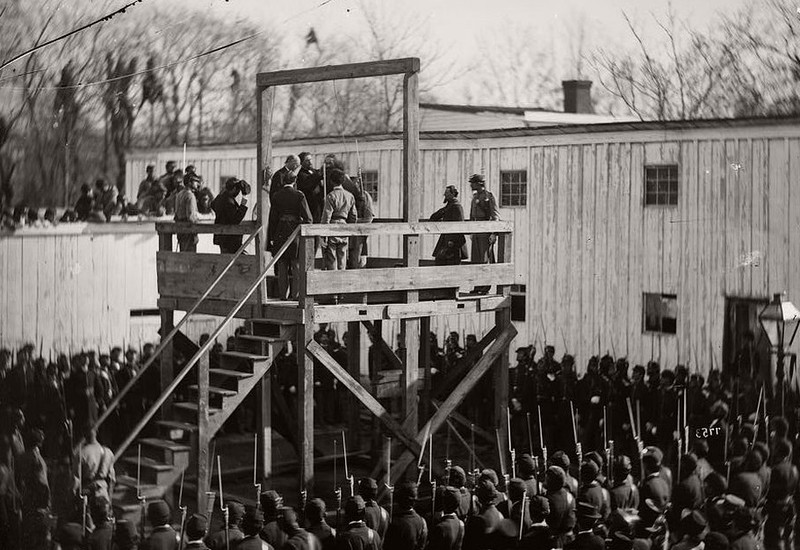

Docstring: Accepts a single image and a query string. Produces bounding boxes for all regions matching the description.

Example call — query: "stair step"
[174,402,222,415]
[220,351,269,373]
[235,334,287,355]
[114,475,163,499]
[188,384,238,409]
[120,455,176,485]
[121,456,174,471]
[237,334,285,344]
[209,368,252,379]
[209,368,253,390]
[188,384,238,397]
[249,319,297,340]
[220,350,270,361]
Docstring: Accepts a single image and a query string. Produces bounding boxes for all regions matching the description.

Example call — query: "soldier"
[184,514,210,550]
[670,454,705,526]
[211,177,249,254]
[729,450,765,509]
[639,447,670,517]
[65,354,103,435]
[280,507,319,550]
[520,495,552,548]
[463,481,503,550]
[549,452,578,496]
[267,171,312,299]
[671,510,709,550]
[144,500,180,550]
[429,185,468,266]
[564,502,604,550]
[545,465,577,545]
[448,466,472,520]
[259,490,287,548]
[578,461,610,521]
[114,520,141,550]
[239,506,273,550]
[429,486,464,550]
[467,173,499,294]
[86,497,113,550]
[359,478,388,539]
[609,456,639,512]
[305,498,336,550]
[764,438,797,550]
[205,500,245,550]
[173,172,200,252]
[335,496,381,550]
[78,429,115,502]
[384,481,427,550]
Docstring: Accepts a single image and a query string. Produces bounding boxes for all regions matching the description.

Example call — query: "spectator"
[211,177,250,254]
[174,172,200,252]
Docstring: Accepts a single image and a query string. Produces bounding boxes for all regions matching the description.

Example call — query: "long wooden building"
[3,117,800,376]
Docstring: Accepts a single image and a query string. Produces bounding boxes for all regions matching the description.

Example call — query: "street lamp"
[758,292,800,415]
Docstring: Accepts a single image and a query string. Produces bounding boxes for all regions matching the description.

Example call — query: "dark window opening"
[511,284,526,322]
[500,170,527,207]
[643,293,678,334]
[644,165,679,206]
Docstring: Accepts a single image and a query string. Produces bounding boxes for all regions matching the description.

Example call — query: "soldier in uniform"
[359,478,388,539]
[267,171,312,299]
[544,466,576,547]
[464,481,503,550]
[205,500,245,550]
[578,461,610,522]
[238,506,272,550]
[335,496,381,550]
[385,481,427,550]
[609,456,639,511]
[639,447,670,516]
[429,486,464,549]
[305,498,336,550]
[429,185,468,266]
[259,490,287,548]
[765,439,797,550]
[86,497,113,550]
[279,507,319,550]
[144,500,180,550]
[184,514,210,550]
[564,502,605,550]
[467,173,499,294]
[448,466,472,519]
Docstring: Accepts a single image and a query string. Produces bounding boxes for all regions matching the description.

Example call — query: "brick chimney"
[562,80,594,114]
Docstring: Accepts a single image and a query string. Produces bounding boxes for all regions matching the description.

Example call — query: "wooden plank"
[750,140,768,297]
[768,138,790,293]
[299,220,513,237]
[256,58,419,87]
[616,142,632,358]
[595,143,609,357]
[554,145,569,351]
[196,349,211,513]
[297,235,316,493]
[305,263,515,295]
[156,297,263,320]
[580,144,596,367]
[680,141,698,367]
[155,221,260,235]
[788,139,800,306]
[401,317,420,434]
[360,320,405,371]
[494,307,511,460]
[346,322,361,449]
[389,323,517,483]
[306,340,421,455]
[256,86,274,305]
[156,252,260,302]
[260,371,272,484]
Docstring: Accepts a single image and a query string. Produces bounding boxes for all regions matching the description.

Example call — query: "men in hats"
[448,466,472,520]
[267,170,312,299]
[296,152,324,223]
[763,438,797,550]
[114,519,140,550]
[610,455,639,511]
[259,490,287,547]
[545,465,576,547]
[205,500,245,550]
[578,460,610,521]
[639,447,670,519]
[430,486,465,550]
[359,477,389,539]
[549,451,578,496]
[279,507,319,550]
[336,495,381,549]
[173,169,201,252]
[78,429,115,502]
[211,177,249,253]
[305,498,336,550]
[521,495,553,548]
[65,355,103,435]
[518,454,539,497]
[672,510,709,550]
[467,173,499,294]
[138,164,157,200]
[385,481,427,550]
[430,185,468,266]
[270,155,300,201]
[670,454,705,526]
[463,481,503,550]
[87,497,113,550]
[321,168,358,271]
[564,502,604,550]
[238,506,272,550]
[185,514,210,549]
[729,450,765,508]
[144,499,180,550]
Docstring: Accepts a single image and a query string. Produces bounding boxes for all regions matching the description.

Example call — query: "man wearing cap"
[578,461,610,521]
[464,481,504,550]
[114,520,140,550]
[764,438,798,550]
[297,152,324,223]
[638,448,670,519]
[521,495,552,547]
[430,185,468,266]
[305,498,336,550]
[279,507,319,549]
[671,454,705,525]
[174,171,201,252]
[385,481,427,550]
[57,522,85,550]
[467,173,499,294]
[211,177,250,254]
[267,171,312,299]
[518,454,539,497]
[87,497,113,550]
[205,500,245,550]
[270,155,300,202]
[185,514,210,549]
[359,478,389,539]
[564,502,604,550]
[549,451,578,496]
[545,465,576,547]
[430,486,465,550]
[144,500,180,550]
[260,490,288,547]
[610,455,639,511]
[138,164,157,200]
[336,495,381,550]
[239,506,273,550]
[672,510,709,550]
[448,466,472,519]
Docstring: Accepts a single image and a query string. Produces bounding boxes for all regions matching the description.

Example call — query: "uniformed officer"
[467,173,499,294]
[359,478,389,539]
[144,500,180,550]
[429,486,465,550]
[335,496,381,550]
[385,481,427,550]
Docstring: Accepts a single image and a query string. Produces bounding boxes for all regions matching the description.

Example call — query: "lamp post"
[758,293,800,416]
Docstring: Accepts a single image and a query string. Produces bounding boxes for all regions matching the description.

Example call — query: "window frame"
[642,292,678,335]
[510,284,526,322]
[499,169,528,208]
[359,169,379,202]
[643,164,679,207]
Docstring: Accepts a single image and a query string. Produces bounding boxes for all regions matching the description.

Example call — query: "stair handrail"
[113,225,302,460]
[91,226,261,439]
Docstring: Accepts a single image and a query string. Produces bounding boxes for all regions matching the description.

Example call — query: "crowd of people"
[0,322,793,549]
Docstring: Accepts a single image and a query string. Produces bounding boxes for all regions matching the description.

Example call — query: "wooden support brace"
[307,340,421,456]
[361,321,405,370]
[196,350,211,512]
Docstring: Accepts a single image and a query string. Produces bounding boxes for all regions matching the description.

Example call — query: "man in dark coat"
[448,466,472,519]
[205,500,245,550]
[211,177,249,253]
[280,507,320,550]
[670,454,705,525]
[430,486,464,550]
[578,460,610,521]
[336,496,381,550]
[65,355,104,435]
[267,172,312,299]
[467,173,499,294]
[270,155,300,201]
[764,439,797,550]
[87,497,113,550]
[564,502,605,550]
[297,152,324,223]
[306,498,336,550]
[238,506,271,550]
[385,481,427,550]
[464,481,504,550]
[184,514,210,550]
[639,447,670,517]
[143,500,180,550]
[609,455,639,511]
[429,185,467,265]
[260,490,288,547]
[359,478,389,539]
[544,466,576,546]
[729,450,765,509]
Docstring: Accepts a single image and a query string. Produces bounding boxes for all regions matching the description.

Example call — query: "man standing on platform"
[297,152,324,223]
[321,168,357,271]
[211,177,250,254]
[267,172,312,299]
[468,174,499,294]
[174,173,200,252]
[270,155,300,202]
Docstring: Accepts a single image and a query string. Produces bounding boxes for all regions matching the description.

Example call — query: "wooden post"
[421,317,432,425]
[196,349,211,513]
[297,235,316,494]
[256,86,274,303]
[371,320,383,457]
[494,230,513,460]
[401,318,420,435]
[347,322,361,450]
[158,230,174,418]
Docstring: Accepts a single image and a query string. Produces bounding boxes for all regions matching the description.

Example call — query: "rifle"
[334,439,342,530]
[217,455,230,550]
[519,489,528,542]
[526,412,534,456]
[178,470,187,550]
[607,440,615,487]
[204,492,216,537]
[507,407,516,478]
[253,433,262,510]
[342,430,354,497]
[537,405,547,466]
[384,437,394,518]
[470,423,476,473]
[496,428,509,489]
[136,444,146,543]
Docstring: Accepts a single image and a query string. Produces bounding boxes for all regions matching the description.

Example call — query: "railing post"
[297,234,316,494]
[196,349,211,513]
[159,229,174,419]
[494,228,513,456]
[256,85,275,305]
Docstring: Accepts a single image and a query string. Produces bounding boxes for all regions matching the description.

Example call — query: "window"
[500,170,527,207]
[360,170,379,202]
[643,293,678,334]
[644,165,679,206]
[510,284,526,322]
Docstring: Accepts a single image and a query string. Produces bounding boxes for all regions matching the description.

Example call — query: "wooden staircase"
[111,317,295,522]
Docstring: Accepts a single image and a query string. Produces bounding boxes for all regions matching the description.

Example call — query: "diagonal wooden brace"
[361,320,405,370]
[387,323,517,485]
[306,340,422,457]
